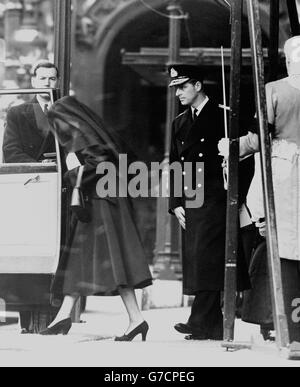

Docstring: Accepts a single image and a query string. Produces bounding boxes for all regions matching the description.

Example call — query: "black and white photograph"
[0,0,299,371]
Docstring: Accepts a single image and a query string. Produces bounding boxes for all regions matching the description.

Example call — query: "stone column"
[153,0,183,280]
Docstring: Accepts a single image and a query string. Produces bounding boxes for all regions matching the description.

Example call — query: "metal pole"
[268,0,279,82]
[53,0,76,319]
[54,0,72,97]
[223,0,242,343]
[246,0,289,350]
[286,0,300,36]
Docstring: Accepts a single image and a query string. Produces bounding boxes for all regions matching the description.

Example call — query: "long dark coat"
[2,99,55,163]
[48,97,152,296]
[242,240,273,327]
[56,147,152,296]
[169,100,249,294]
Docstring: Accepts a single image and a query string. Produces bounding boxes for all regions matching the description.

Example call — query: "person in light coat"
[219,36,300,342]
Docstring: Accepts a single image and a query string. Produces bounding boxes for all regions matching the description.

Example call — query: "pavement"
[0,296,299,367]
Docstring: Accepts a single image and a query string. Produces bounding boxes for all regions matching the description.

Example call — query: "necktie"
[193,109,198,121]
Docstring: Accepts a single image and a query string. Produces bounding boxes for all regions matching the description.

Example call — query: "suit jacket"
[2,100,55,163]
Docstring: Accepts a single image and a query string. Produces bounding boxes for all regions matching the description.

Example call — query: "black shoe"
[174,323,193,334]
[115,321,149,342]
[20,328,34,335]
[185,332,223,341]
[184,334,209,341]
[39,318,72,336]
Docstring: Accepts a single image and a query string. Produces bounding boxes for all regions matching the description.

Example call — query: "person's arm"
[2,109,37,163]
[218,134,259,159]
[220,84,276,159]
[64,145,111,189]
[239,132,260,157]
[240,84,276,158]
[169,121,184,215]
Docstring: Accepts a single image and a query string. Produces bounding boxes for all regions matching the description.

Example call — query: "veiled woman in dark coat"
[41,96,152,340]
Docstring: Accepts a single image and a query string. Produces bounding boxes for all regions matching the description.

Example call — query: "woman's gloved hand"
[255,219,266,238]
[218,138,229,158]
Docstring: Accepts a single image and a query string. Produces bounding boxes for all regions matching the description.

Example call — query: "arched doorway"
[91,0,288,160]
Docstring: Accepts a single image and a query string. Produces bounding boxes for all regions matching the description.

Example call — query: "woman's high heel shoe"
[39,318,72,336]
[115,321,149,342]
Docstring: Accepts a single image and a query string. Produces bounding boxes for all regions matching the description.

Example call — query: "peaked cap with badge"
[168,64,204,87]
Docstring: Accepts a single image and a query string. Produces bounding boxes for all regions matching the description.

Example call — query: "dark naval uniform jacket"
[169,99,227,294]
[169,99,251,294]
[2,99,55,163]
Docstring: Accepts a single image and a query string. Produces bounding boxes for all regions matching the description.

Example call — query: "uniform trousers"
[187,291,223,338]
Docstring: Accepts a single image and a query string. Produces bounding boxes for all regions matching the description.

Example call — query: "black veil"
[47,96,124,159]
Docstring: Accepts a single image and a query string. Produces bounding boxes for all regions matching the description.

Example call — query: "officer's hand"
[174,206,186,230]
[42,159,53,164]
[256,220,266,238]
[218,138,229,158]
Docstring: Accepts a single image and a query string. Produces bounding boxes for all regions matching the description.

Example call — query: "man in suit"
[2,60,59,163]
[2,60,59,333]
[168,64,250,340]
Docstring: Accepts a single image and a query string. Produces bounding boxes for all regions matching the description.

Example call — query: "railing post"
[54,0,72,97]
[268,0,280,81]
[286,0,300,36]
[223,0,243,343]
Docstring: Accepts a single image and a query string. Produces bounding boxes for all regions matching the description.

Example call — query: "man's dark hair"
[189,78,203,86]
[31,61,59,78]
[188,78,205,92]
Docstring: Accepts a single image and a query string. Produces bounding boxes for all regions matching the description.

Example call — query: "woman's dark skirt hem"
[52,197,152,297]
[63,279,153,297]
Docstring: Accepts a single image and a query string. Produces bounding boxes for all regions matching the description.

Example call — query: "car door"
[0,89,63,310]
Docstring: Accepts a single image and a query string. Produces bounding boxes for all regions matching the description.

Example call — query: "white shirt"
[37,96,52,113]
[192,96,209,117]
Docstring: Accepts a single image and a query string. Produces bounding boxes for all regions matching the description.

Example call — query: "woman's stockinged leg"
[118,287,145,334]
[39,295,78,335]
[48,295,78,328]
